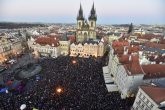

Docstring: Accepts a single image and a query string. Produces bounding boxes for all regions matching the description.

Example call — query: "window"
[139,93,142,98]
[150,104,154,108]
[146,99,149,104]
[141,104,145,108]
[91,22,93,27]
[138,100,142,105]
[79,22,81,27]
[142,96,146,100]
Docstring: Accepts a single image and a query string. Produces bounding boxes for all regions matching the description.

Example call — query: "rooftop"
[35,36,59,47]
[122,55,144,76]
[140,85,165,105]
[145,42,165,50]
[142,64,165,79]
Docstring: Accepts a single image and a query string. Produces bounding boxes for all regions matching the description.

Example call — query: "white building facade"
[132,86,165,110]
[28,36,60,58]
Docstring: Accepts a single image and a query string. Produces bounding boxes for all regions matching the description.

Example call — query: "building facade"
[70,42,104,57]
[0,36,12,57]
[28,36,60,58]
[0,34,23,63]
[105,39,165,99]
[132,85,165,110]
[59,41,70,55]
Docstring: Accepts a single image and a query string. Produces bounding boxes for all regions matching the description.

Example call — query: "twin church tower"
[76,3,97,42]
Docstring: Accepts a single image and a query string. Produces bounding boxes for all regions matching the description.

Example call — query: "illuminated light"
[56,87,63,93]
[72,60,76,64]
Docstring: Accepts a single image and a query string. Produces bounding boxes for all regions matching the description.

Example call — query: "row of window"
[60,44,68,47]
[138,92,154,109]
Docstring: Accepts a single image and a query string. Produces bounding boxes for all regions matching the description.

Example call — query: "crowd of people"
[0,56,133,110]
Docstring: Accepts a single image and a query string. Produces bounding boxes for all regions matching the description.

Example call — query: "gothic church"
[76,3,97,42]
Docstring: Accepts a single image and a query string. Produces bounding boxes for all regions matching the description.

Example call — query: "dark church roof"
[77,4,84,20]
[88,3,97,21]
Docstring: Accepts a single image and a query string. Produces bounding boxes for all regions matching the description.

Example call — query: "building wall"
[98,42,104,56]
[0,36,22,60]
[70,43,77,57]
[76,19,96,42]
[108,48,114,73]
[69,42,104,57]
[83,43,89,57]
[30,43,60,58]
[115,65,128,99]
[77,20,83,30]
[77,43,84,57]
[115,64,144,99]
[108,35,120,44]
[12,41,22,55]
[0,37,12,57]
[89,20,96,30]
[59,41,70,55]
[110,55,119,79]
[132,88,160,110]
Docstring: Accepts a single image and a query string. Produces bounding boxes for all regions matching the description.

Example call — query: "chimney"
[154,55,158,59]
[129,55,132,61]
[124,49,128,55]
[124,46,126,51]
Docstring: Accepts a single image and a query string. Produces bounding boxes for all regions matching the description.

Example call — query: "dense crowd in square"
[0,56,133,110]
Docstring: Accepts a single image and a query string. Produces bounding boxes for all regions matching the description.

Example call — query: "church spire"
[77,3,84,20]
[128,23,133,34]
[91,2,95,13]
[88,2,97,21]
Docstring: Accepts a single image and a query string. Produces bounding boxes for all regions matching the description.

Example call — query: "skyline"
[0,0,165,24]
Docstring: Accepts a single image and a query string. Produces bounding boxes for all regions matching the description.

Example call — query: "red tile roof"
[140,85,165,104]
[119,55,129,64]
[123,55,144,75]
[159,38,165,44]
[68,35,76,43]
[112,40,129,47]
[35,36,59,47]
[142,64,165,79]
[137,34,163,40]
[114,46,124,55]
[127,46,140,54]
[147,55,165,64]
[145,42,165,49]
[124,63,144,76]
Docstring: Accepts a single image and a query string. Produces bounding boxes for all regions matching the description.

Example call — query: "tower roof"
[128,23,133,34]
[88,2,97,21]
[77,3,84,20]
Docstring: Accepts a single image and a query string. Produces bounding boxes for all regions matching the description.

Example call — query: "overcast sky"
[0,0,165,24]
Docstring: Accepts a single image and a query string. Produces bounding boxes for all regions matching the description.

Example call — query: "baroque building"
[0,34,22,63]
[70,41,104,58]
[76,3,97,42]
[28,36,60,58]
